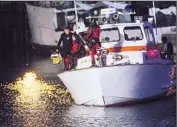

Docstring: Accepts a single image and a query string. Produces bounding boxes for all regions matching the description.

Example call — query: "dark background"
[0,2,31,83]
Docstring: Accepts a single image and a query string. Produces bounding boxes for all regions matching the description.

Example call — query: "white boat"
[26,3,86,47]
[57,17,175,106]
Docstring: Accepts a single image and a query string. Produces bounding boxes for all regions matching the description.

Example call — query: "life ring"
[113,13,119,20]
[102,17,107,23]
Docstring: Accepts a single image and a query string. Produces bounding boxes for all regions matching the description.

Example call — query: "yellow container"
[50,54,63,65]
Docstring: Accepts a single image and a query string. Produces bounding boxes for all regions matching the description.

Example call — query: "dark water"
[0,45,175,127]
[0,83,176,127]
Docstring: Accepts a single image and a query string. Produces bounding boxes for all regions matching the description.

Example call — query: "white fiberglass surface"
[58,64,172,105]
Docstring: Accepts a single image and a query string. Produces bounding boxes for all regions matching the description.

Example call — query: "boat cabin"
[74,21,174,70]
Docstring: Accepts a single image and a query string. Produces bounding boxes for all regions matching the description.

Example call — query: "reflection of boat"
[57,15,175,106]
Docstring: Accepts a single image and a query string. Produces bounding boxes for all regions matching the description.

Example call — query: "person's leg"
[73,58,77,69]
[90,44,97,66]
[69,54,75,70]
[64,56,71,71]
[73,52,81,68]
[59,49,69,71]
[70,53,79,69]
[80,45,87,57]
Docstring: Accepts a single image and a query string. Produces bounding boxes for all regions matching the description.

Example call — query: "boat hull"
[58,64,173,106]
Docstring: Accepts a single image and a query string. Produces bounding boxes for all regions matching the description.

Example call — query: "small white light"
[148,17,153,23]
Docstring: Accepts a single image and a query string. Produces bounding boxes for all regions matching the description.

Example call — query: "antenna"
[152,1,157,35]
[114,1,116,8]
[74,1,79,28]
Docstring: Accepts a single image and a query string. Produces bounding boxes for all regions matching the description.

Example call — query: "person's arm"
[57,34,63,49]
[167,42,173,55]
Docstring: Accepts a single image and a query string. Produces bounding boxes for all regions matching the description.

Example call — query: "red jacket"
[85,26,101,40]
[71,40,82,54]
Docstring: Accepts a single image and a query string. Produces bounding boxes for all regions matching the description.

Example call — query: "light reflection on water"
[4,72,73,127]
[0,72,175,127]
[8,72,73,106]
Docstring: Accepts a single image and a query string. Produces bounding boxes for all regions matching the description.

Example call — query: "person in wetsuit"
[72,24,87,57]
[57,26,72,71]
[70,34,84,69]
[85,19,102,66]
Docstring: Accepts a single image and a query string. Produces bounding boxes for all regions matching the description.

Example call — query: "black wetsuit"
[167,42,173,56]
[57,32,73,59]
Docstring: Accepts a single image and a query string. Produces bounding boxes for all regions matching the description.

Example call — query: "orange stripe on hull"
[108,45,159,53]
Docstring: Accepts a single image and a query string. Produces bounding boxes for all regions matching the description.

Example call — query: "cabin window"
[124,26,143,41]
[100,27,120,43]
[144,27,153,42]
[55,12,66,30]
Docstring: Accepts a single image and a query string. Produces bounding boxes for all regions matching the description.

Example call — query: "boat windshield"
[124,26,143,41]
[100,27,120,43]
[79,27,120,43]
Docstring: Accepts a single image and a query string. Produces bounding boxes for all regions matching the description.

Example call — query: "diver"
[72,24,87,56]
[57,26,73,71]
[85,19,102,66]
[85,19,101,47]
[70,34,85,69]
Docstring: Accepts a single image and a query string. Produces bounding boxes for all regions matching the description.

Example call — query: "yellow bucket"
[50,54,63,65]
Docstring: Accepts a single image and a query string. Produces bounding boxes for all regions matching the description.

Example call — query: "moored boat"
[57,15,175,106]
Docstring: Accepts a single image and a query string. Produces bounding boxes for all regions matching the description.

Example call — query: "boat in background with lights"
[57,7,175,106]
